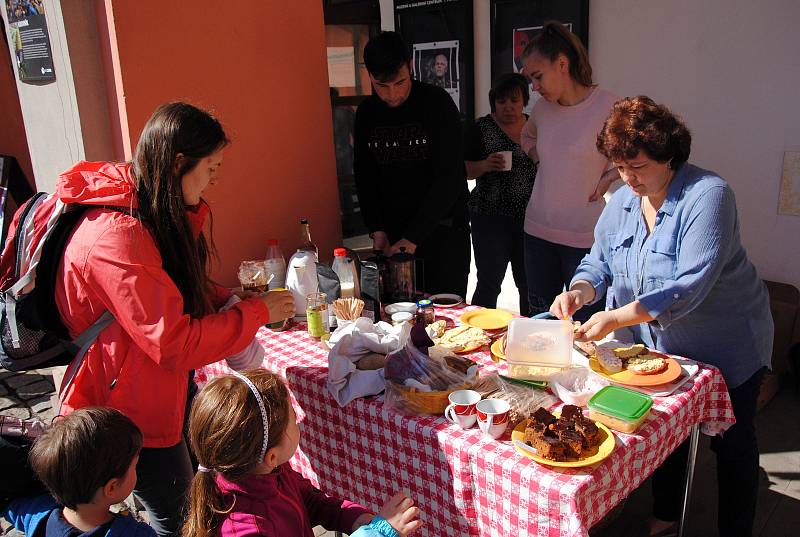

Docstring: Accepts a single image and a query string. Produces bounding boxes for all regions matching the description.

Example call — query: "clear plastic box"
[505,318,573,381]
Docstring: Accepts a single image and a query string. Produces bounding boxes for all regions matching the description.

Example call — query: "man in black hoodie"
[353,31,470,297]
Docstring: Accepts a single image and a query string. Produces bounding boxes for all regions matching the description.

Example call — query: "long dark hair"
[521,21,593,87]
[183,370,291,537]
[131,102,228,317]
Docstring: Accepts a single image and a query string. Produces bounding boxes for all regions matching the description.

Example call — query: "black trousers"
[652,367,765,537]
[469,213,529,316]
[134,439,193,537]
[523,233,604,321]
[414,222,471,297]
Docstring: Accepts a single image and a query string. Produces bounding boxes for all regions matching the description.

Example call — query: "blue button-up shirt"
[572,163,773,388]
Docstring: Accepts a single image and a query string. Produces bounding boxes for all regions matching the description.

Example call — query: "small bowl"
[385,302,418,316]
[549,367,610,407]
[391,311,414,325]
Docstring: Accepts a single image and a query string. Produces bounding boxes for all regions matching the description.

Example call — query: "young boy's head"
[29,407,143,510]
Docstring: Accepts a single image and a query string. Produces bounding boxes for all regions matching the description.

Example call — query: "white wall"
[588,0,800,290]
[467,0,800,289]
[1,0,84,193]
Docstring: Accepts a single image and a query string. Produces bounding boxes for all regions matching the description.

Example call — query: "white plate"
[384,302,417,316]
[429,293,463,308]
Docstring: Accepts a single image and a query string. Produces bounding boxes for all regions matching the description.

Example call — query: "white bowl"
[549,367,610,407]
[384,302,417,316]
[391,311,414,323]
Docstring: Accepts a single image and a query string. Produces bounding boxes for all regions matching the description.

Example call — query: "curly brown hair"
[596,96,692,169]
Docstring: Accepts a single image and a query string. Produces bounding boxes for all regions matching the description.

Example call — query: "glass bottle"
[299,218,318,261]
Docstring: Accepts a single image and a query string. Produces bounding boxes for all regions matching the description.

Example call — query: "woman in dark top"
[465,73,537,315]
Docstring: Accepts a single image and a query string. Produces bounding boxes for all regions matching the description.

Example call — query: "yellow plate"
[460,309,514,331]
[490,338,506,361]
[589,351,682,387]
[511,416,615,468]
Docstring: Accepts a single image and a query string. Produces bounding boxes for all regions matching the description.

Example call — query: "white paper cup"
[498,151,512,171]
[445,390,481,429]
[476,398,511,439]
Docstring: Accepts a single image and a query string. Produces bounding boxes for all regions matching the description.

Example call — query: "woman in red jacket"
[54,102,295,537]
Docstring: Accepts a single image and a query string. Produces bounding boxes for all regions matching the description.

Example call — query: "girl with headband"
[183,369,422,537]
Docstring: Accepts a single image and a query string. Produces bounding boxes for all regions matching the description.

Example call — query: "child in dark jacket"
[182,369,422,537]
[2,407,154,537]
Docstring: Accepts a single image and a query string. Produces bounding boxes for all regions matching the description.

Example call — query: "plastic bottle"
[264,239,286,290]
[331,248,360,299]
[298,218,318,261]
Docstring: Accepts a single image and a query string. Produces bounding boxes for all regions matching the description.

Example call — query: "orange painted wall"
[106,0,340,286]
[0,34,33,189]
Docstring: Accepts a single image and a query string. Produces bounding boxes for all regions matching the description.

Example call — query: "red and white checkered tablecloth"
[196,306,735,537]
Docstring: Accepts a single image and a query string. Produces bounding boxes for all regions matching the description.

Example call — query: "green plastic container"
[587,385,653,433]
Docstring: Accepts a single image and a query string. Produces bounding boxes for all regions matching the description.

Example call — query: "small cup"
[391,311,413,325]
[238,260,268,292]
[498,150,512,171]
[476,398,511,439]
[445,390,481,429]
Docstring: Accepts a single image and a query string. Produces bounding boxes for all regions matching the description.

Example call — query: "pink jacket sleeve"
[292,467,370,533]
[83,220,269,372]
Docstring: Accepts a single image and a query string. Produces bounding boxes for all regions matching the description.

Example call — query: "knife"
[514,439,540,456]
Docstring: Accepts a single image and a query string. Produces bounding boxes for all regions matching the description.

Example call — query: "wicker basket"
[387,380,477,415]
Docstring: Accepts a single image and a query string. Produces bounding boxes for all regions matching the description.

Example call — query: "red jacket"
[214,464,370,537]
[55,161,269,447]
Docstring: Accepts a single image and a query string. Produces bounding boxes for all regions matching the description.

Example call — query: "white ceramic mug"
[444,389,481,429]
[476,398,511,439]
[498,150,512,171]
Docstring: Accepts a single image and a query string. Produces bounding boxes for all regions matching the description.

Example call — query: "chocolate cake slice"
[559,404,584,423]
[531,407,556,426]
[574,417,602,448]
[526,428,569,461]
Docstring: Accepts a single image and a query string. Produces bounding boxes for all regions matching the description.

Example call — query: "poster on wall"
[395,0,474,122]
[412,40,460,111]
[4,0,56,82]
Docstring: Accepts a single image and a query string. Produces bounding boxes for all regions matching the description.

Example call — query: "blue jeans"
[470,213,529,316]
[523,233,604,321]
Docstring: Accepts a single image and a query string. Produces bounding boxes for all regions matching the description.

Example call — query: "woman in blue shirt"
[551,96,772,537]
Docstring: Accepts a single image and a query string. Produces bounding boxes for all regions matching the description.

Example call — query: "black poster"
[5,0,56,82]
[490,0,589,112]
[395,0,474,122]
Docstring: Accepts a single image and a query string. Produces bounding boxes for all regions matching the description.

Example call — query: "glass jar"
[265,288,291,332]
[306,292,329,338]
[416,299,435,326]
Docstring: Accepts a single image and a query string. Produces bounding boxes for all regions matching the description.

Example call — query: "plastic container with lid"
[332,248,360,299]
[264,239,286,290]
[504,318,573,381]
[587,385,653,433]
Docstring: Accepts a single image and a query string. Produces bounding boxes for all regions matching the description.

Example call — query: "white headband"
[231,370,271,464]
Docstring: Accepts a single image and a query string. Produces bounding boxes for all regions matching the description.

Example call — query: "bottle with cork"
[298,217,318,261]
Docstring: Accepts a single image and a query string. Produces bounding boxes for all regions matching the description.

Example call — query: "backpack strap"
[55,310,115,416]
